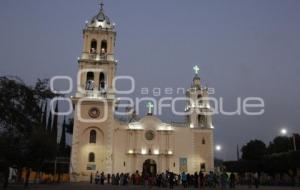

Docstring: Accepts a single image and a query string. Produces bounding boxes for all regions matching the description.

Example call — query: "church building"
[70,3,214,182]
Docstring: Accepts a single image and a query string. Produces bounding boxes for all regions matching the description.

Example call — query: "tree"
[0,76,40,189]
[46,108,52,135]
[34,79,56,100]
[241,139,267,160]
[51,101,58,143]
[295,134,300,151]
[268,136,293,154]
[41,101,47,129]
[66,118,74,134]
[0,77,56,190]
[59,117,67,156]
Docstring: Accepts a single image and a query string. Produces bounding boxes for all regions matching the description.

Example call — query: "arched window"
[99,72,106,91]
[100,40,107,54]
[202,138,206,145]
[201,163,206,171]
[89,130,96,143]
[90,40,97,53]
[198,115,205,127]
[86,72,94,90]
[88,152,95,162]
[198,94,203,105]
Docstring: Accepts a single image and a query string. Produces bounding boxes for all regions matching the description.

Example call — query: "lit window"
[90,39,97,53]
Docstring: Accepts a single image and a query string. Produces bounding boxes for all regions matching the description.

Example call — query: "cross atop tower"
[99,0,104,10]
[193,65,200,74]
[146,102,154,115]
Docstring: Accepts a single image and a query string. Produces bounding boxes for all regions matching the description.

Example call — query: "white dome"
[87,3,114,29]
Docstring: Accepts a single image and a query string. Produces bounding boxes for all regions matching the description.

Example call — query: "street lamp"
[280,128,288,136]
[280,128,297,151]
[215,145,222,151]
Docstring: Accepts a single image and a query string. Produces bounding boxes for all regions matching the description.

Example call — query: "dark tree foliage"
[293,134,300,151]
[241,139,267,160]
[226,135,300,176]
[0,77,39,133]
[268,136,293,154]
[66,118,74,134]
[0,77,57,189]
[34,79,56,100]
[41,102,47,129]
[51,102,58,143]
[224,151,300,175]
[59,118,67,156]
[46,107,53,135]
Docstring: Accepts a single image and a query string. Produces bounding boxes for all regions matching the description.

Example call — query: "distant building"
[70,3,214,182]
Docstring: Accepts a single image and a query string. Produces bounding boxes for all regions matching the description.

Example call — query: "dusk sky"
[1,0,300,160]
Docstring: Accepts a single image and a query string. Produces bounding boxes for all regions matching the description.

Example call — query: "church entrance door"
[142,159,157,177]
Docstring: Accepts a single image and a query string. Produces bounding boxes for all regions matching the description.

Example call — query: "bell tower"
[70,2,117,182]
[76,1,117,98]
[186,66,213,129]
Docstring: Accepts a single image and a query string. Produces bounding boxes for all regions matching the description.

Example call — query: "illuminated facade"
[70,3,214,182]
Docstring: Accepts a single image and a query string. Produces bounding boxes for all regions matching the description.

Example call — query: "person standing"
[181,172,187,188]
[116,173,120,185]
[247,173,253,189]
[90,172,93,184]
[162,172,166,187]
[169,172,174,189]
[194,172,199,188]
[111,174,115,185]
[144,172,149,188]
[107,173,111,184]
[131,173,135,185]
[95,171,100,184]
[177,173,181,186]
[119,173,124,185]
[220,171,228,189]
[229,173,236,188]
[187,173,190,187]
[254,172,259,189]
[199,171,204,188]
[100,172,105,185]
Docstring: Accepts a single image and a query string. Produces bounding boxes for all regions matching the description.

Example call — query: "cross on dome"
[193,65,200,74]
[99,0,104,10]
[146,102,154,114]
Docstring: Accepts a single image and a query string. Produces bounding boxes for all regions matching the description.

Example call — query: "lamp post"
[280,128,287,136]
[280,128,297,151]
[215,144,223,159]
[215,144,224,171]
[215,145,222,152]
[293,134,297,151]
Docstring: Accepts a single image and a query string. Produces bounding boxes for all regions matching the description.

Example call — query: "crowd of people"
[90,170,260,189]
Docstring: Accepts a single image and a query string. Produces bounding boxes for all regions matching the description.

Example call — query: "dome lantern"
[87,1,114,29]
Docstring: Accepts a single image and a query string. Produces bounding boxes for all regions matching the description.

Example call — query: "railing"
[84,27,116,32]
[75,90,115,99]
[86,90,108,98]
[80,53,115,61]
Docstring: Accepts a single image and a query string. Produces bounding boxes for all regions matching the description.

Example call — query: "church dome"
[193,74,200,81]
[192,74,201,89]
[87,3,114,29]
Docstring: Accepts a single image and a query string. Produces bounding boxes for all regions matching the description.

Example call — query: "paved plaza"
[6,183,300,190]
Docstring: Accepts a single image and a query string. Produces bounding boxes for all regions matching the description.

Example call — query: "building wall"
[82,30,116,55]
[70,100,115,182]
[71,113,214,182]
[110,116,214,175]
